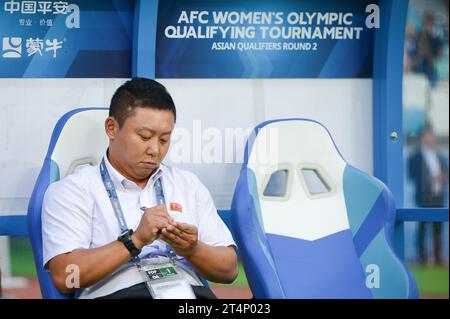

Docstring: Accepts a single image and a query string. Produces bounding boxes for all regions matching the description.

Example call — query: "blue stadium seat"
[231,119,418,298]
[27,108,109,299]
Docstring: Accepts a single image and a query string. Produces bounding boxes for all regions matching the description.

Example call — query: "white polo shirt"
[42,154,235,299]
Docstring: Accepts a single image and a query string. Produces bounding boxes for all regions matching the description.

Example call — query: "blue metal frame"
[132,0,159,78]
[373,0,409,259]
[0,216,28,236]
[396,208,449,222]
[1,0,449,270]
[373,0,408,207]
[372,0,449,260]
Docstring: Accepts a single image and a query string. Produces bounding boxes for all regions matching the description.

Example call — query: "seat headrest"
[247,119,345,176]
[245,119,349,241]
[50,109,109,179]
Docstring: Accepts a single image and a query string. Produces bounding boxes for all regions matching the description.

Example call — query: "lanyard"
[100,158,205,287]
[100,158,175,260]
[100,158,141,265]
[154,178,165,205]
[154,178,177,260]
[100,158,129,233]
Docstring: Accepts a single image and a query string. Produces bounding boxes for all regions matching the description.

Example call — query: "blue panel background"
[0,0,133,78]
[132,0,158,78]
[155,0,378,78]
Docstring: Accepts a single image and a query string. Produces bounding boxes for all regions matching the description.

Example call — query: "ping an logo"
[2,37,22,58]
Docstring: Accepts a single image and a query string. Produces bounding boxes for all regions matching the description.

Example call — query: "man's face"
[106,106,174,183]
[422,130,436,149]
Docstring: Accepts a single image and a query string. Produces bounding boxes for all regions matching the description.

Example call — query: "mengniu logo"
[2,37,22,58]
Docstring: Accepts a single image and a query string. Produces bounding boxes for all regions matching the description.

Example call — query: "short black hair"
[109,78,176,127]
[420,123,434,138]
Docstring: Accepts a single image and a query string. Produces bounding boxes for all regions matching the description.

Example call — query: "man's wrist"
[117,230,142,257]
[184,241,201,260]
[131,233,144,250]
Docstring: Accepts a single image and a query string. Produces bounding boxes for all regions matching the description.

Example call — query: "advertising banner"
[0,0,133,77]
[155,0,380,78]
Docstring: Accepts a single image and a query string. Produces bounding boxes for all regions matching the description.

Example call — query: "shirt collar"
[102,152,165,191]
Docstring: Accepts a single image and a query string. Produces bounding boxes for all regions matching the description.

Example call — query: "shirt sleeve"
[42,171,93,269]
[192,175,236,248]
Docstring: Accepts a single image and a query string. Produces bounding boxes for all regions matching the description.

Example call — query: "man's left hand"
[160,221,198,258]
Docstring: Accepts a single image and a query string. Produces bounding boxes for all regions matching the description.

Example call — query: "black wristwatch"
[118,229,141,257]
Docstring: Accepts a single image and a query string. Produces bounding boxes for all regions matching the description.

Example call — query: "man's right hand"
[132,204,173,249]
[49,205,173,293]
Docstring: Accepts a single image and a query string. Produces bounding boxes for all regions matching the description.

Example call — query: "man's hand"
[132,204,173,249]
[160,221,199,258]
[160,220,238,283]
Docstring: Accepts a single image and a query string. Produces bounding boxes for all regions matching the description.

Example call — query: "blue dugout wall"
[0,0,448,262]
